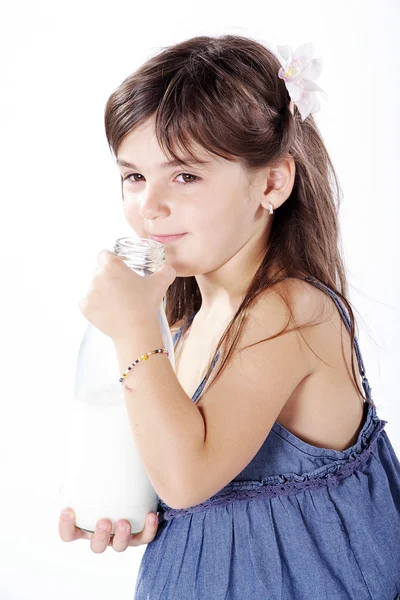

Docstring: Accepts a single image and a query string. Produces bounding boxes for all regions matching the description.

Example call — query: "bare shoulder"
[239,276,335,362]
[256,276,335,328]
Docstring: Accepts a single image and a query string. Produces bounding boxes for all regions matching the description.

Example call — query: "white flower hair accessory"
[276,43,328,122]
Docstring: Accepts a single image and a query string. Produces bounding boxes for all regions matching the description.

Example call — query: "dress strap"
[172,312,220,402]
[286,275,373,403]
[172,312,196,347]
[172,328,182,346]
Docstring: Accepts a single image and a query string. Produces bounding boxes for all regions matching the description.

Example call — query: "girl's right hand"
[58,507,159,553]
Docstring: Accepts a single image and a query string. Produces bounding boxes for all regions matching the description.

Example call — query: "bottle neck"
[113,237,165,275]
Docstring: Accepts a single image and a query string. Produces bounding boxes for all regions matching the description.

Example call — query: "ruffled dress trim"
[157,403,387,521]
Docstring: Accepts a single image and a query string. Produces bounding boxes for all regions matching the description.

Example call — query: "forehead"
[116,117,223,168]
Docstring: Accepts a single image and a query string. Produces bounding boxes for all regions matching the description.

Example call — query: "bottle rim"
[113,236,165,272]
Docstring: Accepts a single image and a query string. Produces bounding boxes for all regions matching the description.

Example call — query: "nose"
[138,188,168,219]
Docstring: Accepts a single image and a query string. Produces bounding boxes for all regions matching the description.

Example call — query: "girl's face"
[116,115,269,279]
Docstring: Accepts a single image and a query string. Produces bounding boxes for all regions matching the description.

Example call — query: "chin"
[168,264,198,278]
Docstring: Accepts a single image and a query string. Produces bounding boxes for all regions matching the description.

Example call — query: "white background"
[0,0,399,598]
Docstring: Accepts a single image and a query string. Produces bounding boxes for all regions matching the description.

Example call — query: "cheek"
[123,203,147,237]
[196,208,243,251]
[203,197,246,231]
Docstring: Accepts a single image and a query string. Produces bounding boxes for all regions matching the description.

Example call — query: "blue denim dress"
[134,275,400,599]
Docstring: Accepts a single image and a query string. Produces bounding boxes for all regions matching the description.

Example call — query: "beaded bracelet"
[119,348,170,384]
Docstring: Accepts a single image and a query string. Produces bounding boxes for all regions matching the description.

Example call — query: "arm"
[113,323,206,509]
[115,278,324,511]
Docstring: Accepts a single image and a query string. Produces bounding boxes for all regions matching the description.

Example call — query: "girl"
[78,35,400,598]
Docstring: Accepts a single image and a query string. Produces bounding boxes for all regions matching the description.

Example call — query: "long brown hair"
[104,34,374,408]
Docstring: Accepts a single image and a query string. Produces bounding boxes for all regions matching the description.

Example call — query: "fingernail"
[61,509,71,519]
[97,521,109,531]
[149,515,157,525]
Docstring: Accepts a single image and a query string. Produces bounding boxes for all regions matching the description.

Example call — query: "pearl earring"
[268,202,274,214]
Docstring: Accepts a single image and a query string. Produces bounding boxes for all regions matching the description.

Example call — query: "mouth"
[149,233,187,244]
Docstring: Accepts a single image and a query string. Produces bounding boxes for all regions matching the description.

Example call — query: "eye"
[176,173,200,184]
[122,172,201,185]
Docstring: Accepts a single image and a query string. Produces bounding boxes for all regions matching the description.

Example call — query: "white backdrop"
[0,0,399,598]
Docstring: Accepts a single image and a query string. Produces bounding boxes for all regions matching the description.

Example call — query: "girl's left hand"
[78,250,177,341]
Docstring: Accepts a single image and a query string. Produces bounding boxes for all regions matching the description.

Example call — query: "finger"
[111,519,133,552]
[90,520,112,554]
[58,508,85,543]
[127,513,159,547]
[97,249,111,264]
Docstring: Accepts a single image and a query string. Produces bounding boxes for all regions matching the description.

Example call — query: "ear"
[260,154,296,211]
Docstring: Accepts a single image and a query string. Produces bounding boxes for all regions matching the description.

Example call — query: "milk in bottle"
[59,237,175,535]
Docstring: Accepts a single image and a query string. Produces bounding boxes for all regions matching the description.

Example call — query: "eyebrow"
[116,157,213,170]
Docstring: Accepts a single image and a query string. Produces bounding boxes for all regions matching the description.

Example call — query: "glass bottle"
[58,237,175,535]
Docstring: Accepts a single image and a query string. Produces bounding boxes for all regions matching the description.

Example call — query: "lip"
[149,233,187,244]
